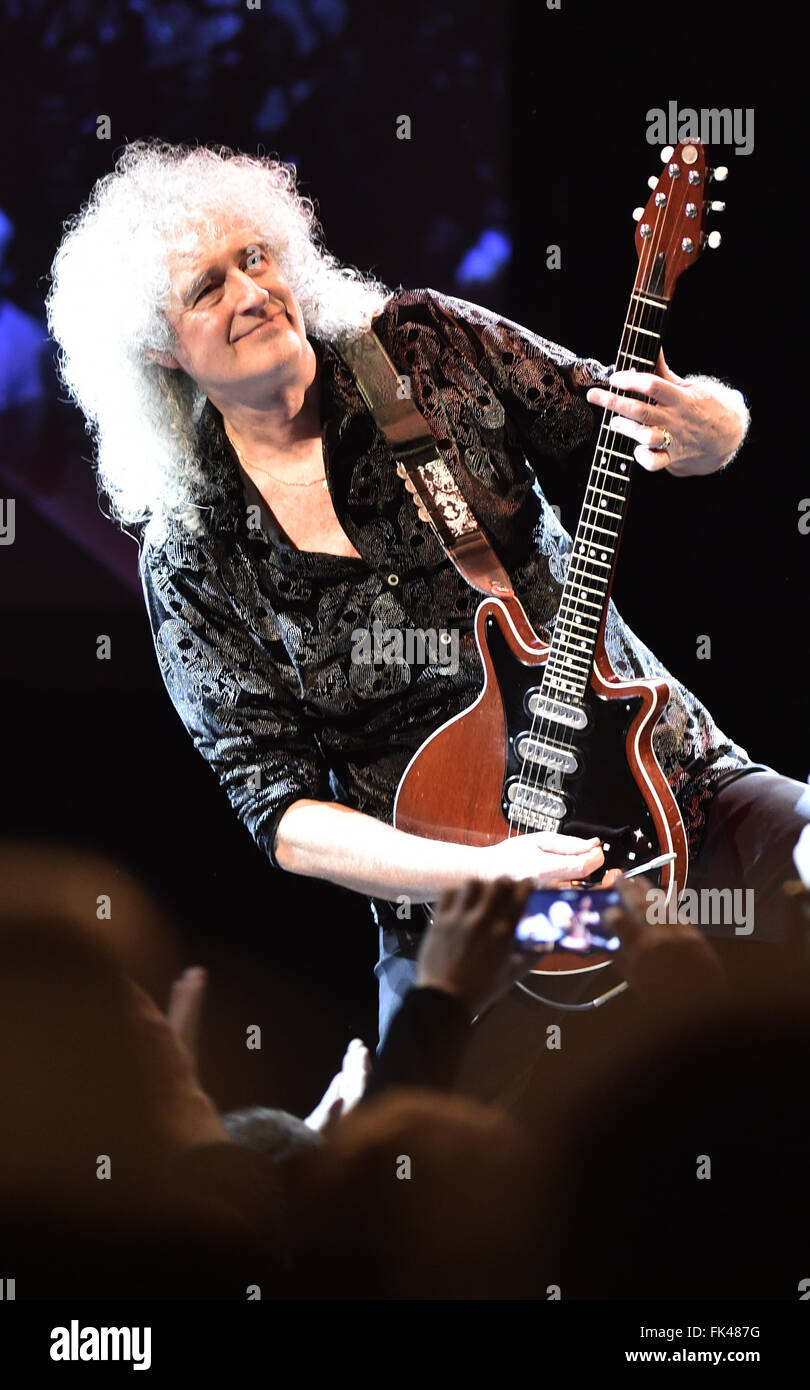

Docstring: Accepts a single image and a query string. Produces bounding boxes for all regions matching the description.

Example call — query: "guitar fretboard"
[542,279,669,702]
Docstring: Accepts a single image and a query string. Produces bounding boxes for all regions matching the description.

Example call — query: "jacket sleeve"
[139,534,332,869]
[361,987,472,1101]
[417,287,614,462]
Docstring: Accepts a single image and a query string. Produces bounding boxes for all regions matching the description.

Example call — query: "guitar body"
[394,595,688,973]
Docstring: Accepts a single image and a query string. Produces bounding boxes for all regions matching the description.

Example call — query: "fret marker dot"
[601,552,607,560]
[600,499,607,507]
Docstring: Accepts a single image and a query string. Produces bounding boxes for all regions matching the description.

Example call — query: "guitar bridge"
[505,781,567,823]
[507,806,562,832]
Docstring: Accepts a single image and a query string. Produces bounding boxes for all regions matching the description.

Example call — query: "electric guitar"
[393,141,728,977]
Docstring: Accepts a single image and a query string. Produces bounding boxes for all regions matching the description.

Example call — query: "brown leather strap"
[337,328,514,598]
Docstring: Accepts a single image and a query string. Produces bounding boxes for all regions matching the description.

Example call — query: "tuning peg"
[647,175,658,189]
[632,207,645,221]
[661,145,674,162]
[710,165,728,182]
[708,200,726,213]
[707,230,722,249]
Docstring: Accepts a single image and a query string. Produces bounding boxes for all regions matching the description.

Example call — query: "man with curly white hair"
[46,141,808,1108]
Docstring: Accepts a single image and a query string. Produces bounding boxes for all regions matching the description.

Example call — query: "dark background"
[0,0,803,1117]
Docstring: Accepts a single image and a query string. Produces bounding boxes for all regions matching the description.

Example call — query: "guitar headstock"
[632,141,727,298]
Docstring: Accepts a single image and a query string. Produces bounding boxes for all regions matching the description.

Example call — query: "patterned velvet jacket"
[138,287,754,939]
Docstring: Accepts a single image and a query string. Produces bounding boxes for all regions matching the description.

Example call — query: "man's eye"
[196,284,214,301]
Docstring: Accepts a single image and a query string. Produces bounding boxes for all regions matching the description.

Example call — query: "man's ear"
[143,347,182,369]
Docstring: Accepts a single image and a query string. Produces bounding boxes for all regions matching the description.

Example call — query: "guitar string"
[509,184,675,855]
[515,196,666,839]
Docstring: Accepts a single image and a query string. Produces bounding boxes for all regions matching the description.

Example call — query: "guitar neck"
[543,271,670,702]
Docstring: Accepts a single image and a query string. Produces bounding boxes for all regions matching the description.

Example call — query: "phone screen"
[515,887,622,954]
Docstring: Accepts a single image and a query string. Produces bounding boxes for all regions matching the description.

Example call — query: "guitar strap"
[336,328,515,599]
[338,330,632,1011]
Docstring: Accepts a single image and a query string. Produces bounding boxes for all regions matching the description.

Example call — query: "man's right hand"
[481,830,618,889]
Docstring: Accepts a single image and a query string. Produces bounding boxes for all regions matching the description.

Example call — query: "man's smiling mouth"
[236,309,284,342]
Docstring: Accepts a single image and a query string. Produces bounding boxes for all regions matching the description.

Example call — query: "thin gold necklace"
[227,433,328,490]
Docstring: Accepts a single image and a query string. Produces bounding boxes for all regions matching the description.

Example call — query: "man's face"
[161,224,312,406]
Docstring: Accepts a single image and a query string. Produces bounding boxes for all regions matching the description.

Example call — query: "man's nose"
[230,269,271,312]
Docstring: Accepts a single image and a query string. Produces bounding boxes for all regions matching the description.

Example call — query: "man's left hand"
[586,349,749,476]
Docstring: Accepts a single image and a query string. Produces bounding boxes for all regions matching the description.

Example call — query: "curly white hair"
[46,140,393,544]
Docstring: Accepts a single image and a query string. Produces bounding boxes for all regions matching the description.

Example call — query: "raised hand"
[166,965,207,1066]
[605,875,728,1017]
[304,1037,372,1135]
[416,875,549,1017]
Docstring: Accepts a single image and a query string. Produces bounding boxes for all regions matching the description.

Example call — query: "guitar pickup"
[515,734,579,775]
[525,691,588,730]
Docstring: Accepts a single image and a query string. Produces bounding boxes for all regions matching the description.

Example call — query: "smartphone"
[515,887,622,955]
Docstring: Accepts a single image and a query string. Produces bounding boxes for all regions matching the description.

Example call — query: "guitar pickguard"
[485,615,660,882]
